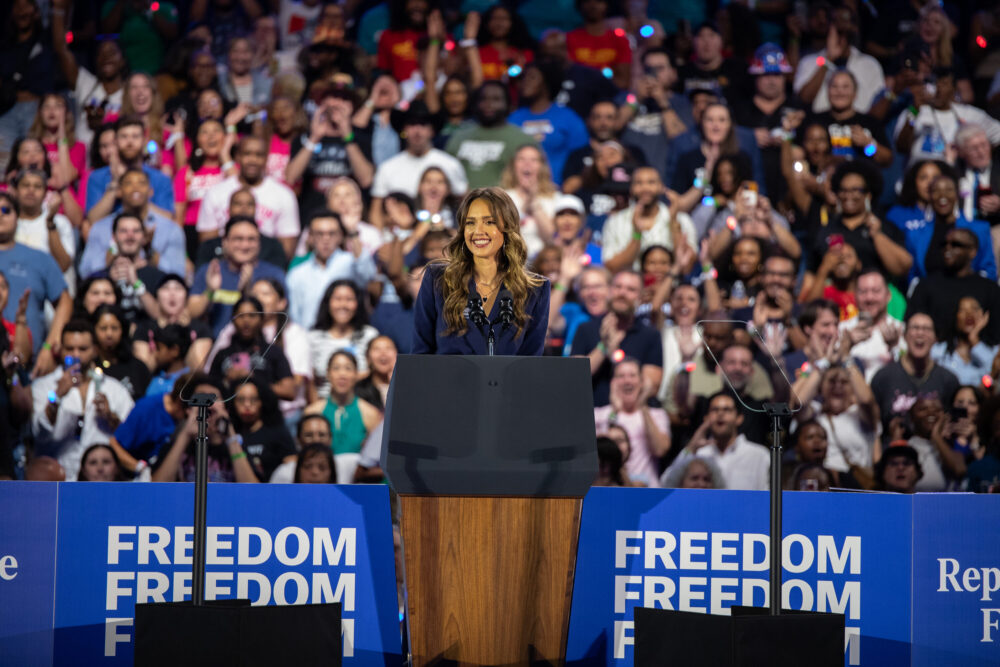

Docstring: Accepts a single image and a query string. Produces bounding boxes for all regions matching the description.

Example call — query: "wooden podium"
[382,356,597,666]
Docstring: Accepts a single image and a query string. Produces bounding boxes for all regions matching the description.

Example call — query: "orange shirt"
[566,28,631,70]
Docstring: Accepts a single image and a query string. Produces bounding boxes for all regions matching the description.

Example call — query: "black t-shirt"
[679,59,749,102]
[102,355,152,399]
[804,206,907,277]
[93,265,165,325]
[132,319,213,352]
[907,273,1000,346]
[241,422,297,482]
[554,64,620,120]
[570,316,663,407]
[870,361,960,438]
[290,131,374,214]
[809,111,889,163]
[562,142,647,183]
[209,336,293,388]
[731,95,806,205]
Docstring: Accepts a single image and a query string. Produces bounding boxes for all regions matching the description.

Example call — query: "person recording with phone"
[31,319,135,480]
[285,87,374,215]
[412,186,550,356]
[151,373,258,483]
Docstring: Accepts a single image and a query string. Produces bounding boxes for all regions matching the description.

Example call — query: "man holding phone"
[31,319,135,480]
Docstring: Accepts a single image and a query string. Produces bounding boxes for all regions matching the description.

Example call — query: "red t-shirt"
[478,45,534,81]
[377,29,423,82]
[566,28,631,70]
[822,285,858,321]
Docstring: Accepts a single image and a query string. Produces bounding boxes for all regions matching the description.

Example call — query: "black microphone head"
[498,288,513,304]
[466,292,488,329]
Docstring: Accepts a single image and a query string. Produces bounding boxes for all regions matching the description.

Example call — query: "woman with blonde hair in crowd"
[501,144,559,259]
[120,73,166,171]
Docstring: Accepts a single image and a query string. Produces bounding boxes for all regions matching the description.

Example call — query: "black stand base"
[634,606,844,667]
[134,600,342,667]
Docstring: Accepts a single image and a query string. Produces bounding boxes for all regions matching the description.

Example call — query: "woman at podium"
[413,187,550,355]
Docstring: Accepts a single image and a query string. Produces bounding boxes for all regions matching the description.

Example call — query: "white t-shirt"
[840,314,904,383]
[894,103,1000,165]
[74,67,124,159]
[195,175,300,239]
[813,403,879,473]
[16,211,77,294]
[794,46,885,113]
[601,202,697,270]
[370,148,468,199]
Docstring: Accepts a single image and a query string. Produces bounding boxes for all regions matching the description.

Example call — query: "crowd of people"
[3,0,1000,496]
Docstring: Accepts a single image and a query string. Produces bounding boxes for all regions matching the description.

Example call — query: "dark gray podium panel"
[381,355,597,496]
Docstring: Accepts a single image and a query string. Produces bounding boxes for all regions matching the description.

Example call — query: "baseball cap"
[749,43,793,75]
[554,194,585,215]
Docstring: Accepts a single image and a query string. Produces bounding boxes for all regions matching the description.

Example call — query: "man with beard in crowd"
[571,269,662,407]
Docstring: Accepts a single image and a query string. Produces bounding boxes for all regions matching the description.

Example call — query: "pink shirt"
[595,405,669,488]
[174,165,225,226]
[266,135,292,184]
[44,140,87,209]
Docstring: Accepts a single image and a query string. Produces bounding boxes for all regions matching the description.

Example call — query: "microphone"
[497,289,514,332]
[467,292,488,332]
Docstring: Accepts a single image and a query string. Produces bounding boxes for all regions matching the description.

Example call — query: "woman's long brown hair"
[436,187,544,338]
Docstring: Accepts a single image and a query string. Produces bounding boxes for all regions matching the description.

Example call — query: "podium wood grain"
[399,495,582,666]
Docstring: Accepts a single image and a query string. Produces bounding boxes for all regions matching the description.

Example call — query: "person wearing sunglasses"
[801,161,912,300]
[897,172,997,288]
[908,227,1000,349]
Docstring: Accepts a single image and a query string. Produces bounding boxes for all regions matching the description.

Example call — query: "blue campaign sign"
[565,488,912,667]
[0,482,59,667]
[50,482,400,666]
[912,494,1000,667]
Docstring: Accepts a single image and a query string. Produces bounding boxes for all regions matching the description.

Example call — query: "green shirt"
[101,1,178,74]
[445,123,535,190]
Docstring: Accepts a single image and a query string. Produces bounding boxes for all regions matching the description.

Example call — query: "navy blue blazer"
[412,264,551,355]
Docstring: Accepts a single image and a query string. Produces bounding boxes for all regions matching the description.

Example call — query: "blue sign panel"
[50,483,400,666]
[0,482,59,667]
[565,488,912,667]
[912,494,1000,667]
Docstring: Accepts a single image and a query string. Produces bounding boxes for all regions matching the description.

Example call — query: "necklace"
[477,281,500,298]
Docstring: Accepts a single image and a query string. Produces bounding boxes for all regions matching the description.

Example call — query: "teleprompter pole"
[764,402,792,616]
[190,392,217,606]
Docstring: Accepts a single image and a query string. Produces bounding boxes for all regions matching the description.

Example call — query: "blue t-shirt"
[113,393,177,464]
[191,260,286,335]
[509,104,589,186]
[887,206,997,285]
[0,244,68,352]
[371,301,414,354]
[85,165,176,215]
[145,367,187,397]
